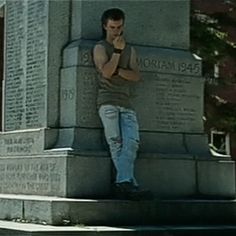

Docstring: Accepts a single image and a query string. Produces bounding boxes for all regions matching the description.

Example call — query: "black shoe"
[113,181,153,201]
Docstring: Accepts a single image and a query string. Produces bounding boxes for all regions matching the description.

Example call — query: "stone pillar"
[58,0,209,156]
[0,0,70,155]
[56,0,235,198]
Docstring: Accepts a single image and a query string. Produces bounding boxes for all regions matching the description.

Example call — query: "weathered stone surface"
[139,132,187,154]
[0,220,168,236]
[4,0,48,131]
[4,0,69,131]
[198,160,236,197]
[63,40,202,76]
[136,158,196,197]
[60,64,99,128]
[59,39,205,152]
[0,198,22,221]
[0,151,233,198]
[55,127,210,155]
[185,134,211,156]
[1,0,233,208]
[0,156,66,196]
[55,128,105,151]
[61,40,203,134]
[0,153,111,197]
[133,72,204,133]
[1,195,236,227]
[0,129,58,156]
[71,0,190,49]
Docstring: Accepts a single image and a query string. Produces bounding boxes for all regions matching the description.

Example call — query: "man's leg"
[119,107,140,185]
[113,108,153,200]
[99,105,123,182]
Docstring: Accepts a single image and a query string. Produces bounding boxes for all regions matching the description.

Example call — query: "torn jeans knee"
[108,136,122,155]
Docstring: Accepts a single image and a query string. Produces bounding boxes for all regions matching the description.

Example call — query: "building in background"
[191,0,236,158]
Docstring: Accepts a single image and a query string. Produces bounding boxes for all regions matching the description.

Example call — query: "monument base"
[0,150,234,198]
[55,127,211,157]
[0,194,236,226]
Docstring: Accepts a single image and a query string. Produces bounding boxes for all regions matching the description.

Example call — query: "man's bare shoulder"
[94,43,105,51]
[93,41,109,71]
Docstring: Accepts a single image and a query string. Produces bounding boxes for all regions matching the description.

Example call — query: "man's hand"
[113,36,126,50]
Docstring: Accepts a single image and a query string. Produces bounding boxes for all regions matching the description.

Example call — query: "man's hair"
[101,8,125,38]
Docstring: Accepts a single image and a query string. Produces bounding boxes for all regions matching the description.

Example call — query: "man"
[93,8,150,200]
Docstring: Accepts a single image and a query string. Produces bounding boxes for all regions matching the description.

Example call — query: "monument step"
[1,221,236,236]
[0,194,236,226]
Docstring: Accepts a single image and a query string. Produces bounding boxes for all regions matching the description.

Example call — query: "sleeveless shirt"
[96,40,133,109]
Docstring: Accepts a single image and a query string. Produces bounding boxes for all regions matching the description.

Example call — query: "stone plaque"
[0,129,57,156]
[74,66,204,133]
[25,0,47,128]
[5,0,26,131]
[133,73,204,132]
[5,0,48,131]
[0,157,65,196]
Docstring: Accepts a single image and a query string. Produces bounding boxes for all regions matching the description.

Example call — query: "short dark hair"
[101,8,125,38]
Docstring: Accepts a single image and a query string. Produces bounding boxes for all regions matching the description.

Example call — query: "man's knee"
[108,136,122,152]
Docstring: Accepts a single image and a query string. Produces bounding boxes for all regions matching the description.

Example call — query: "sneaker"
[113,181,153,200]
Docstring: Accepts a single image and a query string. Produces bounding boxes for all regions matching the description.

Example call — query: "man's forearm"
[102,53,121,79]
[118,68,140,81]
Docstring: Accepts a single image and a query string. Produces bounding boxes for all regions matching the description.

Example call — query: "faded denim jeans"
[99,105,140,185]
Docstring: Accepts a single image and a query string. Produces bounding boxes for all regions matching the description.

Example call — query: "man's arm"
[93,44,121,79]
[117,47,140,82]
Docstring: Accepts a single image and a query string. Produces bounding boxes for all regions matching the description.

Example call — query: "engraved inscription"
[76,43,201,76]
[5,1,26,130]
[0,160,62,195]
[25,0,47,128]
[4,137,35,154]
[62,89,75,100]
[0,131,45,156]
[79,48,201,76]
[80,50,91,65]
[5,1,47,131]
[137,57,201,75]
[133,73,204,132]
[77,68,100,127]
[74,67,203,132]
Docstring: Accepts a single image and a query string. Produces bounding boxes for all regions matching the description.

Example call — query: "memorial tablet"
[4,0,48,131]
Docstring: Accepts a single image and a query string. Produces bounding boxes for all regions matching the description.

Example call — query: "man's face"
[104,19,124,40]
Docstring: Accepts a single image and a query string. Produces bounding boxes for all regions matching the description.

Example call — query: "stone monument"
[0,0,234,202]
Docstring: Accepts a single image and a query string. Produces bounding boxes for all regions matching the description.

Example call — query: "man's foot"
[113,181,153,200]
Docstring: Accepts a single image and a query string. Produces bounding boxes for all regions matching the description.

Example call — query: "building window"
[209,130,230,156]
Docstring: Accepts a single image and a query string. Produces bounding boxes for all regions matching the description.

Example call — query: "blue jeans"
[99,105,140,185]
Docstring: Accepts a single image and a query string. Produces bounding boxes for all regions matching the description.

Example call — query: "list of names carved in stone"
[134,73,203,132]
[5,1,26,130]
[26,0,47,128]
[78,68,99,127]
[5,0,48,131]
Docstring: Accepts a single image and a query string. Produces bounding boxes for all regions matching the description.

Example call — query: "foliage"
[190,8,236,132]
[205,89,236,132]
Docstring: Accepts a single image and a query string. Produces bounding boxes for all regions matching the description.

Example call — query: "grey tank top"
[96,40,133,109]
